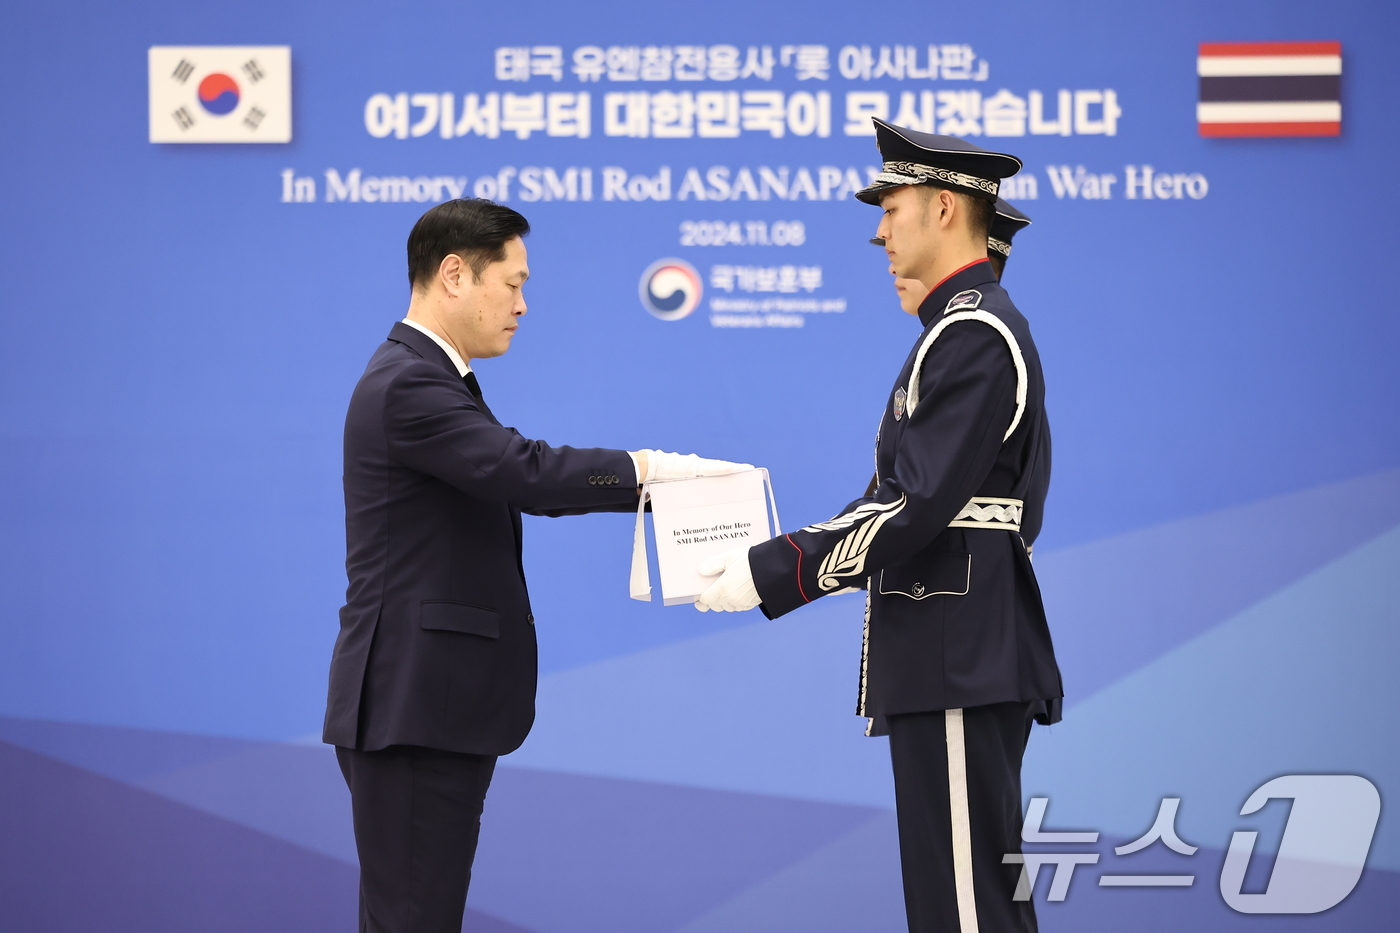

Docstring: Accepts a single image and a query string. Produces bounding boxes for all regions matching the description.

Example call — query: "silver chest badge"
[893,386,907,421]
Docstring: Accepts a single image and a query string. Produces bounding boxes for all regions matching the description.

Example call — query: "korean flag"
[148,46,291,143]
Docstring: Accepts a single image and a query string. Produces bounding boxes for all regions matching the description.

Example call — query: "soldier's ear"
[937,188,958,228]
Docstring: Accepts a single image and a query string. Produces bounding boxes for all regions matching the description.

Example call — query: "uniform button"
[611,474,619,484]
[588,476,597,485]
[526,613,535,625]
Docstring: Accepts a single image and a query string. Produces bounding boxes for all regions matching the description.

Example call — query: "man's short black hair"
[962,191,995,241]
[407,199,530,289]
[915,185,995,241]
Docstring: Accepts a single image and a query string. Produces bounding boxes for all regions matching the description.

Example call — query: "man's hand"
[694,546,761,612]
[631,450,754,484]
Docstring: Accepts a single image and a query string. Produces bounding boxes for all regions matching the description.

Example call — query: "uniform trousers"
[888,702,1038,933]
[337,744,497,933]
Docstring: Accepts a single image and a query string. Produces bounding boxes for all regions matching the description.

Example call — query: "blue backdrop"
[2,1,1397,930]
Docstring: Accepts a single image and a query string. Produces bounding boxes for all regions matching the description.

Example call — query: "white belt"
[948,497,1023,532]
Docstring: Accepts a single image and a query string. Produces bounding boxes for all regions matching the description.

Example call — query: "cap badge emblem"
[893,386,907,421]
[945,289,983,313]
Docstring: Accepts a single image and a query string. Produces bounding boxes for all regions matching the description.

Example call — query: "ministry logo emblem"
[148,46,291,143]
[639,258,703,321]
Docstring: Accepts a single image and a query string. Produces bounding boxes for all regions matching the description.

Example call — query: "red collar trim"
[923,257,991,301]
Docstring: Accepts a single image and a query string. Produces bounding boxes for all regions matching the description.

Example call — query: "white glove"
[694,546,762,612]
[633,450,754,484]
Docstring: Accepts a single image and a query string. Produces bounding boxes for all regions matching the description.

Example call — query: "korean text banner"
[1,0,1397,930]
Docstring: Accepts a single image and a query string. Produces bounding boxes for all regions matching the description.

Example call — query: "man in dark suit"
[323,199,745,933]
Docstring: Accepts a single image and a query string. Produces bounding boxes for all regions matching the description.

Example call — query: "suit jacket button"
[588,476,597,485]
[527,613,535,625]
[611,474,619,484]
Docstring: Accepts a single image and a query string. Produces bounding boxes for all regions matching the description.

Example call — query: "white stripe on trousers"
[945,709,979,933]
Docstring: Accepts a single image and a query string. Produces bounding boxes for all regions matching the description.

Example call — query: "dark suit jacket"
[323,322,638,755]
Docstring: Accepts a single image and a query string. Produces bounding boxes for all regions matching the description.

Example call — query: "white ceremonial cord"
[905,310,1028,442]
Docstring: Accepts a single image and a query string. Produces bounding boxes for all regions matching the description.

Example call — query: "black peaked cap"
[856,118,1023,205]
[988,198,1032,257]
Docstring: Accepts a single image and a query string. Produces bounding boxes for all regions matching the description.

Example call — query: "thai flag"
[1197,42,1341,137]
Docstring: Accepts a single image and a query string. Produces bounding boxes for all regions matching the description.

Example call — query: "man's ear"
[438,253,466,296]
[938,189,959,229]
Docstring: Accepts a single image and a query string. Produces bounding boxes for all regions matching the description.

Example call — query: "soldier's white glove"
[694,546,762,612]
[632,450,754,484]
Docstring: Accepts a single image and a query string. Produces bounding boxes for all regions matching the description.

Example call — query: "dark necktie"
[463,371,484,400]
[463,371,499,424]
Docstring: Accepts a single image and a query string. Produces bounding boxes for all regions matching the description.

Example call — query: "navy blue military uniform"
[325,322,638,932]
[747,122,1062,933]
[751,260,1060,728]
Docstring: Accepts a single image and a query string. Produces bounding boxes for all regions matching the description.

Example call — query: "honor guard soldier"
[696,120,1062,933]
[987,198,1032,282]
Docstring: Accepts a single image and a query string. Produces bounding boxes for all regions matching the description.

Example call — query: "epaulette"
[944,289,982,314]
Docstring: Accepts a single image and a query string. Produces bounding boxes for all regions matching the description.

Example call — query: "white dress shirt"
[400,317,471,378]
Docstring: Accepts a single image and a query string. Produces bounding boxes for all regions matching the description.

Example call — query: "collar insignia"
[945,289,982,313]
